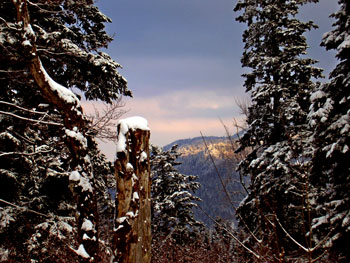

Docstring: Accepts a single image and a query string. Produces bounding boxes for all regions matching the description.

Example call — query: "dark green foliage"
[309,1,350,261]
[151,145,203,245]
[234,0,323,260]
[0,0,126,261]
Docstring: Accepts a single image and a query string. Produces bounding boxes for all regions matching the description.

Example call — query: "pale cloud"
[96,116,244,161]
[82,89,246,160]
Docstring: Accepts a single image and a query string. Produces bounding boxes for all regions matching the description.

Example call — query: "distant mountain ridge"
[164,135,247,227]
[164,136,226,150]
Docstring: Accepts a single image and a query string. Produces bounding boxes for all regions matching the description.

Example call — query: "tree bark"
[12,1,100,261]
[114,123,151,263]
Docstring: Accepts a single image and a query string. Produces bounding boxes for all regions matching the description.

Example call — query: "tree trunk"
[12,1,100,261]
[114,118,151,263]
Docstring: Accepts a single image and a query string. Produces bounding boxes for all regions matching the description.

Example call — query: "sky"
[89,0,338,159]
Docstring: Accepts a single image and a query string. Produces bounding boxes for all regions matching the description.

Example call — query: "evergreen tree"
[150,145,203,244]
[309,1,350,261]
[0,0,128,261]
[234,0,323,260]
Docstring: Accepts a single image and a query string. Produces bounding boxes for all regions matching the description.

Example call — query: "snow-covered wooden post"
[113,117,151,263]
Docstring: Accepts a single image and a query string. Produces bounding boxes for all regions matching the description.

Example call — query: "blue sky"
[92,0,338,158]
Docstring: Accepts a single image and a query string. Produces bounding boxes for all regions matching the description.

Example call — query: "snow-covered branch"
[0,110,63,126]
[11,0,100,261]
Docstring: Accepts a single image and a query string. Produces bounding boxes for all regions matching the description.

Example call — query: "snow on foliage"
[234,0,323,259]
[151,145,203,243]
[65,128,87,148]
[69,171,81,182]
[308,1,350,260]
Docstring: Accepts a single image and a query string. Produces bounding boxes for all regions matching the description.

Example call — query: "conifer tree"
[234,0,323,259]
[150,145,203,244]
[0,0,129,261]
[309,0,350,261]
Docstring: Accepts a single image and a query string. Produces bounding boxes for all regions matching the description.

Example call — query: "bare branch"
[0,69,26,73]
[0,110,63,126]
[219,118,249,194]
[0,100,47,115]
[0,198,50,218]
[200,132,262,245]
[197,204,262,260]
[0,148,52,157]
[86,98,128,141]
[0,16,18,30]
[234,96,251,118]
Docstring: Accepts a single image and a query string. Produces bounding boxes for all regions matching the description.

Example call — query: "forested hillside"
[164,136,246,226]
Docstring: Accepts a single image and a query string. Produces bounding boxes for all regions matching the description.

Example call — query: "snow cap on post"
[116,116,149,154]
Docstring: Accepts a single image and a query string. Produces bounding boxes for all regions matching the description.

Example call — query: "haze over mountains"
[164,136,247,226]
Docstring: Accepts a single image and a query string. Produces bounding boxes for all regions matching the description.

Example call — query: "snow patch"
[22,40,32,47]
[342,214,350,227]
[69,171,80,181]
[65,128,87,148]
[310,90,326,102]
[312,215,328,229]
[126,211,136,218]
[116,117,149,154]
[132,173,138,187]
[132,192,139,201]
[81,219,93,232]
[39,61,80,106]
[78,176,93,193]
[58,221,73,233]
[126,163,134,172]
[72,244,90,259]
[338,35,350,52]
[140,151,148,162]
[116,217,127,224]
[83,233,96,241]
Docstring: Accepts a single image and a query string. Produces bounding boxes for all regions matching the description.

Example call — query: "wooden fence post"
[113,117,151,263]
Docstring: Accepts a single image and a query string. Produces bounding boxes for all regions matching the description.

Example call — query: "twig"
[0,69,26,73]
[197,204,261,260]
[219,118,249,194]
[0,100,47,115]
[0,110,63,126]
[274,215,330,254]
[200,132,262,244]
[0,16,18,30]
[0,198,50,218]
[0,148,52,157]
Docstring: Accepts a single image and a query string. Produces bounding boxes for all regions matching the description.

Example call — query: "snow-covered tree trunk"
[113,117,151,263]
[12,0,100,261]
